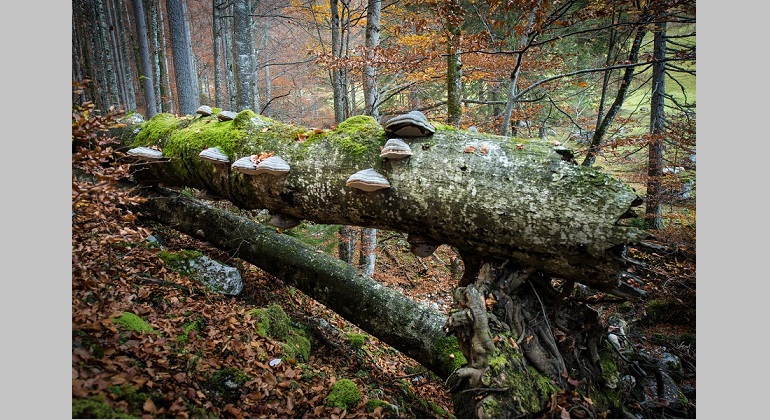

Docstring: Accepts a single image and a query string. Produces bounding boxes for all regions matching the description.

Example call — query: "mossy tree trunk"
[117,111,669,417]
[119,111,647,298]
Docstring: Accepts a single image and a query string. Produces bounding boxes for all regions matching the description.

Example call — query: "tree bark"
[121,113,647,298]
[166,0,199,115]
[359,0,382,277]
[135,185,460,379]
[646,18,666,230]
[445,0,463,128]
[130,185,666,419]
[132,0,158,118]
[114,109,683,418]
[232,0,254,112]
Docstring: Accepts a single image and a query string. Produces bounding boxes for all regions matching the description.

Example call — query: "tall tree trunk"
[113,0,138,112]
[132,0,158,118]
[646,17,666,230]
[232,0,254,112]
[358,0,382,277]
[330,0,357,265]
[445,0,462,128]
[166,0,199,115]
[151,0,173,113]
[330,0,348,124]
[213,0,224,108]
[222,4,236,110]
[581,9,651,167]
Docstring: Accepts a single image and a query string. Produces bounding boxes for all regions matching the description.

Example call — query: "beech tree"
[131,0,158,118]
[233,0,255,111]
[166,0,199,115]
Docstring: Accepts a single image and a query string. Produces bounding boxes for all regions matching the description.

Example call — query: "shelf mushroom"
[383,110,435,137]
[127,146,164,161]
[196,105,213,117]
[199,147,230,164]
[379,138,413,160]
[345,168,391,192]
[217,110,238,121]
[407,233,441,258]
[231,156,259,175]
[254,155,291,176]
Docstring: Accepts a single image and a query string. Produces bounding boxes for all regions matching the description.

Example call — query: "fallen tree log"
[133,186,678,419]
[113,109,673,417]
[136,185,462,380]
[118,111,648,298]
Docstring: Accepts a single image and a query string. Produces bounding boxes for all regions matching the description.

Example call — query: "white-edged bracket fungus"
[379,138,413,160]
[199,147,230,164]
[345,168,391,192]
[383,110,435,137]
[268,213,301,229]
[196,105,213,116]
[407,233,441,258]
[254,155,291,176]
[217,110,238,121]
[231,156,259,175]
[127,146,164,161]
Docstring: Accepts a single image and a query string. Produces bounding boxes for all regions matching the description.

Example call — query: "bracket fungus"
[127,146,164,161]
[254,155,291,176]
[268,213,301,229]
[199,147,230,164]
[196,105,213,116]
[217,110,238,121]
[407,233,441,258]
[231,156,259,175]
[345,168,391,192]
[379,138,413,160]
[383,110,435,137]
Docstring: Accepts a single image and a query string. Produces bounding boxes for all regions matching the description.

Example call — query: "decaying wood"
[118,112,648,298]
[114,111,674,418]
[135,186,460,380]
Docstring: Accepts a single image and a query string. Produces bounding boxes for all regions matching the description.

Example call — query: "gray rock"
[188,256,243,295]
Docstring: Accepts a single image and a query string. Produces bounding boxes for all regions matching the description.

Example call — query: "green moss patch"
[434,336,467,372]
[323,115,386,163]
[326,378,362,410]
[132,113,182,148]
[72,395,136,419]
[112,312,157,335]
[248,304,313,362]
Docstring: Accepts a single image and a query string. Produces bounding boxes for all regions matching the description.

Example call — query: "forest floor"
[72,186,696,418]
[72,107,696,418]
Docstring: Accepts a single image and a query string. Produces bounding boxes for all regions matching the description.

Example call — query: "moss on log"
[120,111,648,297]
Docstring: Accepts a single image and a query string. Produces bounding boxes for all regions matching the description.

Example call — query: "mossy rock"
[326,378,362,410]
